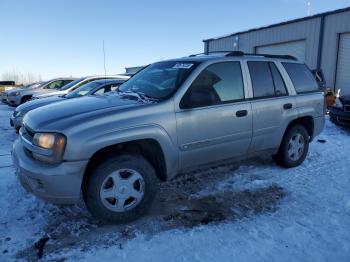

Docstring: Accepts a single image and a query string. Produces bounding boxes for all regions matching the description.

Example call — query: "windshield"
[118,61,199,100]
[65,81,104,98]
[59,78,84,90]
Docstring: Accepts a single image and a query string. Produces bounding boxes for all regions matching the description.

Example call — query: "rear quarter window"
[282,63,319,93]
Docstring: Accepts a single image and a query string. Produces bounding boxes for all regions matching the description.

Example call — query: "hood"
[34,90,66,98]
[16,96,64,113]
[340,95,350,105]
[8,86,43,95]
[19,88,44,96]
[7,88,26,95]
[4,88,28,95]
[24,95,143,130]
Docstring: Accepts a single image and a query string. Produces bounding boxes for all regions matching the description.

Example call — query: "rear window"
[282,63,318,93]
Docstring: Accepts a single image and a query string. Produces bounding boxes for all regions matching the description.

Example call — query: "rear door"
[175,61,252,170]
[246,60,297,153]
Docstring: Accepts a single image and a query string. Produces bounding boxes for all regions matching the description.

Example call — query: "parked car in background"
[10,79,126,132]
[32,75,129,99]
[12,52,324,223]
[6,78,76,106]
[0,81,15,86]
[1,82,43,103]
[330,94,350,127]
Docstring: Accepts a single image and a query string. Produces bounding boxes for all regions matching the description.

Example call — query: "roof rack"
[225,51,298,60]
[188,51,234,57]
[188,51,297,61]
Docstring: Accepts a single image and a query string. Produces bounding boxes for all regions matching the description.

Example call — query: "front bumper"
[329,107,350,127]
[7,95,21,106]
[12,138,88,204]
[1,96,8,103]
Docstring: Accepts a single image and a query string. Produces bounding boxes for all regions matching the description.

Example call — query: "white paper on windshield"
[172,63,193,69]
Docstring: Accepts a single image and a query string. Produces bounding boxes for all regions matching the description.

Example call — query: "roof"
[83,75,129,80]
[90,79,126,84]
[163,51,300,63]
[203,6,350,42]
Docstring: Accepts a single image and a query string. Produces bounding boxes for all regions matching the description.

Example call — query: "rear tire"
[84,154,158,223]
[273,125,309,168]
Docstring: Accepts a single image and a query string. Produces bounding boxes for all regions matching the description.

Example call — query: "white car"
[32,75,129,99]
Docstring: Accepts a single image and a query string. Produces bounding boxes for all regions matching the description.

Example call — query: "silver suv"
[12,52,325,223]
[6,78,76,106]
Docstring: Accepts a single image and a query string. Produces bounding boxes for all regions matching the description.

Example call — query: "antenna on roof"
[307,0,312,16]
[102,40,107,84]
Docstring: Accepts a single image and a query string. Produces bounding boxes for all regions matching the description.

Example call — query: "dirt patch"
[15,160,285,261]
[162,184,285,227]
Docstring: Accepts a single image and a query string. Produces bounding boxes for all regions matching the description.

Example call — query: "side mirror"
[180,86,214,109]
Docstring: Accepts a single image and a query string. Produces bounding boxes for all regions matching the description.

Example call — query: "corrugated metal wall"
[206,18,321,69]
[204,9,350,90]
[321,11,350,89]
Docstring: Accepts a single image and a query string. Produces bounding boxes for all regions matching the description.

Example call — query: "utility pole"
[307,0,312,16]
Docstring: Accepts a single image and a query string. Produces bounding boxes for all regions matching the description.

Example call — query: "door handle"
[283,103,293,110]
[236,110,248,117]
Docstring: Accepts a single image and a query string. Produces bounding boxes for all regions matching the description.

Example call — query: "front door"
[175,61,252,170]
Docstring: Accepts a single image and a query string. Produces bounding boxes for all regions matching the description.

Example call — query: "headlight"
[334,97,343,108]
[32,133,66,163]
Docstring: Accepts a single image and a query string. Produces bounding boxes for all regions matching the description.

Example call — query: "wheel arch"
[82,138,168,192]
[284,116,314,141]
[21,95,32,103]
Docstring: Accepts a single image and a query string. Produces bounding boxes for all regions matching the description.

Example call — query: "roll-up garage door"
[336,33,350,95]
[256,40,306,62]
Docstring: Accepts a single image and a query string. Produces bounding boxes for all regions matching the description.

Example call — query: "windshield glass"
[118,61,199,100]
[65,81,104,98]
[59,78,84,90]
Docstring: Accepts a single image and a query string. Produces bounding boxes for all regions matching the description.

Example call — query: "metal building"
[124,66,146,76]
[203,7,350,95]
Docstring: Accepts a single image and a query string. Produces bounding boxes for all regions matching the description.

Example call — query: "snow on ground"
[0,102,349,261]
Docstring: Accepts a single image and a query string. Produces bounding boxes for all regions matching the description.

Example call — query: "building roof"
[203,6,350,42]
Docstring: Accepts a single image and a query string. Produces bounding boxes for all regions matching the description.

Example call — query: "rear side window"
[270,63,287,96]
[282,63,318,93]
[248,61,288,98]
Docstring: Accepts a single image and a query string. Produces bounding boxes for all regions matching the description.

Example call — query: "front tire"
[84,154,158,223]
[273,125,309,168]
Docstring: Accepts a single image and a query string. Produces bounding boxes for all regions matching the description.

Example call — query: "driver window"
[46,80,63,89]
[180,62,244,109]
[110,84,120,91]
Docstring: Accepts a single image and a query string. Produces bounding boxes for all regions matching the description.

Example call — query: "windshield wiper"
[116,90,158,103]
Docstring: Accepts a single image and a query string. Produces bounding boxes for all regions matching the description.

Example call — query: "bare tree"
[1,69,42,85]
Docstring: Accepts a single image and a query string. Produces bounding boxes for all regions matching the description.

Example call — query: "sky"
[1,0,350,80]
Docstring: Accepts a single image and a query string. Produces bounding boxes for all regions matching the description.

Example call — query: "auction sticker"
[173,63,193,69]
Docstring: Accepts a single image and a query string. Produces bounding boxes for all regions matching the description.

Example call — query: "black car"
[330,95,350,127]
